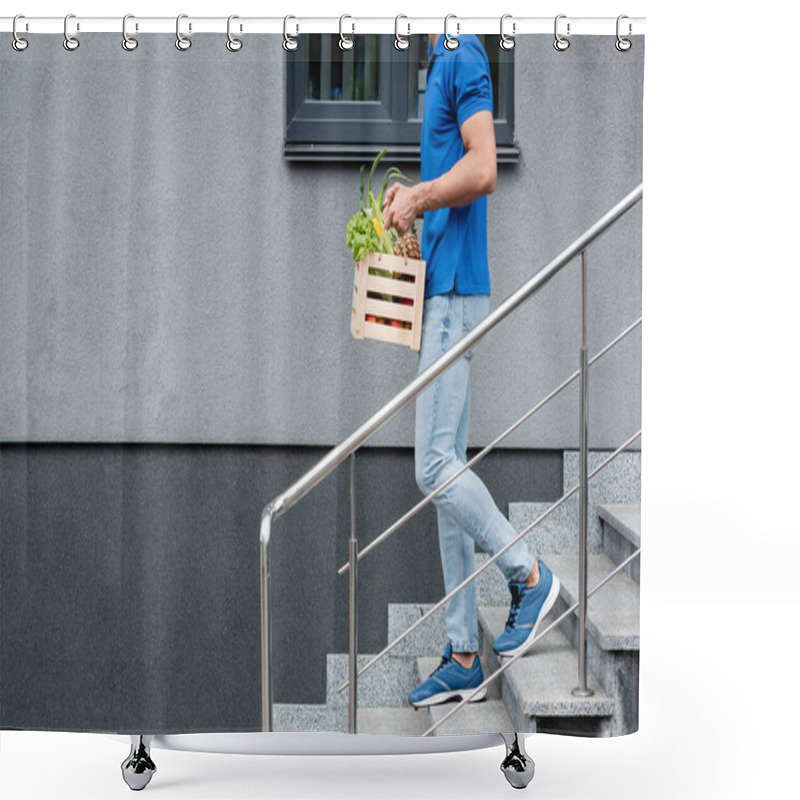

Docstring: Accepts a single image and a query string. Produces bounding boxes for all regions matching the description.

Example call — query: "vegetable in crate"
[345,149,410,264]
[345,150,413,312]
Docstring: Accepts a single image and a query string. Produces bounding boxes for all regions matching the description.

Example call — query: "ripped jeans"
[414,290,536,653]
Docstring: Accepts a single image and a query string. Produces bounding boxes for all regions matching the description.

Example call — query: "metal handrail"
[259,183,643,731]
[335,429,641,695]
[423,547,642,736]
[337,316,642,575]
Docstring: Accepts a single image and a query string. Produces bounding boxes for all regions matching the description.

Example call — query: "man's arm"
[383,110,496,235]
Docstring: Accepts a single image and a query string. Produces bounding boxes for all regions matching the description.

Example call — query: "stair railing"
[259,184,643,733]
[333,430,641,695]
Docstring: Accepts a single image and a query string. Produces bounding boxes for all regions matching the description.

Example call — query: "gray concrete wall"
[0,34,642,450]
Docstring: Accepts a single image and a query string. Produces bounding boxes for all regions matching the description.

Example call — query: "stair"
[506,501,583,554]
[479,606,615,736]
[386,603,453,657]
[326,653,418,708]
[426,699,514,736]
[507,449,642,557]
[358,706,429,736]
[415,656,513,735]
[545,552,639,651]
[276,452,640,738]
[599,502,641,584]
[273,703,347,733]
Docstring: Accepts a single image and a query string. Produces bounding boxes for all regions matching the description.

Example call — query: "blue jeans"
[414,290,536,653]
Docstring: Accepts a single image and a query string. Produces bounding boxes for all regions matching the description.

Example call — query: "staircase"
[274,450,640,738]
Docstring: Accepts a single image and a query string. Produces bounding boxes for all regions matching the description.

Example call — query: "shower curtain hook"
[394,15,410,51]
[122,15,138,51]
[63,13,80,51]
[499,14,515,50]
[554,14,570,51]
[443,14,460,50]
[227,15,243,51]
[283,15,298,51]
[615,14,632,51]
[175,14,192,51]
[339,15,354,51]
[12,14,29,51]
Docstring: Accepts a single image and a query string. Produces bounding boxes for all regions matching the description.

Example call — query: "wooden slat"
[351,259,369,340]
[366,274,417,299]
[364,251,424,280]
[411,263,426,351]
[364,297,415,322]
[363,320,413,346]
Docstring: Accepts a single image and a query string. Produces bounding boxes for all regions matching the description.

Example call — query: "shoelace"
[505,593,523,631]
[433,652,453,674]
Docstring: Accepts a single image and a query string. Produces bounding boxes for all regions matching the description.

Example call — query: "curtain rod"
[0,16,645,37]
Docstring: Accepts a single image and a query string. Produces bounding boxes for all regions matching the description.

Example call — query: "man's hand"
[383,183,419,236]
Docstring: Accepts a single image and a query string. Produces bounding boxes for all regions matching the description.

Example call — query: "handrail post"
[573,250,594,698]
[260,510,274,731]
[348,453,359,733]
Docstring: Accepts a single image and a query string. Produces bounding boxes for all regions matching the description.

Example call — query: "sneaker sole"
[410,686,488,709]
[493,574,561,659]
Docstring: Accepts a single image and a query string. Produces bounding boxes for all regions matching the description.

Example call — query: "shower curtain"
[0,30,643,738]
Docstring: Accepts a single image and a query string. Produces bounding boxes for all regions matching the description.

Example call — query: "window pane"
[408,35,507,121]
[305,35,381,102]
[406,37,429,119]
[478,35,508,121]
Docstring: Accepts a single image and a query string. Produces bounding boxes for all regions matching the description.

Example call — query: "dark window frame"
[284,35,518,163]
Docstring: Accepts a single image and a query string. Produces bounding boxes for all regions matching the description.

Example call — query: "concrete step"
[479,606,615,734]
[545,552,640,735]
[426,699,514,736]
[545,553,639,651]
[386,603,450,657]
[358,706,429,736]
[414,657,512,735]
[326,653,418,709]
[598,502,641,584]
[563,450,641,504]
[598,503,641,547]
[507,501,589,554]
[274,704,430,736]
[273,703,347,733]
[562,449,641,551]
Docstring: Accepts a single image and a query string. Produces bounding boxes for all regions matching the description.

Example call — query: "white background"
[2,1,798,798]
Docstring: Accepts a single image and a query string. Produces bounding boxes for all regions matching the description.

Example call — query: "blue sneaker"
[409,643,488,708]
[493,560,561,658]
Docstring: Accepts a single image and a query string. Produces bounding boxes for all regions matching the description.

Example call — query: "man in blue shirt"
[384,34,561,707]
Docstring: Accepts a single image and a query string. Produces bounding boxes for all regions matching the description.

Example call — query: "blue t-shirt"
[420,35,494,298]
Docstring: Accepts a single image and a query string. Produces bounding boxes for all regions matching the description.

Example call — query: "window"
[284,35,517,162]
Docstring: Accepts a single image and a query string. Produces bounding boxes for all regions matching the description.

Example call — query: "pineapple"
[393,226,422,262]
[392,225,421,329]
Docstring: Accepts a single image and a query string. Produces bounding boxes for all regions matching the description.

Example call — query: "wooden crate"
[351,251,426,351]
